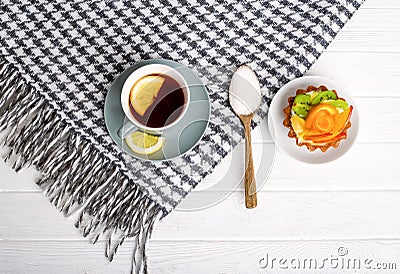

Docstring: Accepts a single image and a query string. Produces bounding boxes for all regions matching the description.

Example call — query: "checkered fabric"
[0,0,364,271]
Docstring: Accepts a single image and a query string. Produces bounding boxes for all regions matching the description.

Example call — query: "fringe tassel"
[0,59,163,273]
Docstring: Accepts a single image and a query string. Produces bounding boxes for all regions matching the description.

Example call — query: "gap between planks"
[2,238,400,243]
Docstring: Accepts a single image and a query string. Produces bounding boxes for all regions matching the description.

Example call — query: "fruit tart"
[283,85,353,152]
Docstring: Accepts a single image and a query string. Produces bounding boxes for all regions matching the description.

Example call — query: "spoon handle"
[241,115,257,209]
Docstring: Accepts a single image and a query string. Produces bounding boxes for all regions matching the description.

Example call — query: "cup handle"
[117,118,138,138]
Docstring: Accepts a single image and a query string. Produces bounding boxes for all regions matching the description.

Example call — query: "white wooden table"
[1,1,400,273]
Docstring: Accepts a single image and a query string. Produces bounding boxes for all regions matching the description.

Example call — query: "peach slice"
[313,113,335,132]
[303,106,352,143]
[312,132,347,144]
[305,103,338,130]
[303,132,332,141]
[333,106,353,133]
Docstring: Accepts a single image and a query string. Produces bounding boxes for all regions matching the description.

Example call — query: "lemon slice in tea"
[125,130,164,155]
[130,75,165,116]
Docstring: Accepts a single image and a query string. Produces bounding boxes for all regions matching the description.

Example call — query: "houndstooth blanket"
[0,0,363,272]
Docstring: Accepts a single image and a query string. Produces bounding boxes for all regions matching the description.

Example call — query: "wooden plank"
[326,8,400,52]
[1,143,400,193]
[267,143,400,191]
[196,142,400,192]
[0,239,399,273]
[307,52,400,97]
[363,1,400,9]
[0,162,41,191]
[0,240,132,274]
[166,191,400,241]
[1,191,400,240]
[2,143,400,193]
[147,239,400,274]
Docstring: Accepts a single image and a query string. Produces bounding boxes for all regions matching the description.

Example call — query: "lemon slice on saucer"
[130,75,165,116]
[125,131,164,155]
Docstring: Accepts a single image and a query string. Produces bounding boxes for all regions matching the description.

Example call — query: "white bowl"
[268,76,359,164]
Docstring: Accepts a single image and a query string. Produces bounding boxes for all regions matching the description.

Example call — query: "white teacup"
[120,64,190,136]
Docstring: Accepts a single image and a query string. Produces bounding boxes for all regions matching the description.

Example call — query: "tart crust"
[283,85,352,152]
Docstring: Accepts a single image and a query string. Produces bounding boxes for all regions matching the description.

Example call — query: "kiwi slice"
[292,94,311,118]
[311,90,337,105]
[329,99,348,110]
[294,94,311,105]
[293,105,309,118]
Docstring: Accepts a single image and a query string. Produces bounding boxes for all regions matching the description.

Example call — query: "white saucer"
[104,59,210,161]
[268,76,359,164]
